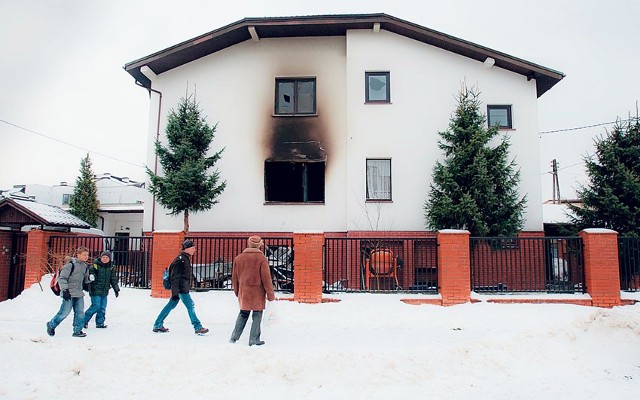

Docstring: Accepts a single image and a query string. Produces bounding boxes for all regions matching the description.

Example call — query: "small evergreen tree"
[568,116,640,236]
[69,154,100,227]
[424,84,526,236]
[147,94,226,233]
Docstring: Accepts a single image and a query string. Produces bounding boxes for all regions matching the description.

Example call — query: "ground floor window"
[366,158,392,201]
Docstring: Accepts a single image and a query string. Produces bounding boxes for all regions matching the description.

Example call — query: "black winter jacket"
[88,258,120,297]
[169,252,193,297]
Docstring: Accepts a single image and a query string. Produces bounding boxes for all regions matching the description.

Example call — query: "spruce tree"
[568,116,640,236]
[424,84,526,236]
[147,94,226,233]
[69,154,100,228]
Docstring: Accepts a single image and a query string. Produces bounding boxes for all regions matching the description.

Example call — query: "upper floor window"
[366,159,392,201]
[275,78,316,115]
[62,193,72,205]
[365,72,390,103]
[487,105,512,129]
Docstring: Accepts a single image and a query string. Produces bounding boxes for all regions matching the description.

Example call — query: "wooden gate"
[8,232,28,299]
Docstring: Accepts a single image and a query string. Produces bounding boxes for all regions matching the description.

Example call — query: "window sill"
[272,113,318,117]
[364,101,392,105]
[365,199,393,203]
[264,201,325,205]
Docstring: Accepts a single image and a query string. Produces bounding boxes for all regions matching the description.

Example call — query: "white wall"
[99,212,143,237]
[144,37,348,232]
[143,28,544,233]
[345,29,542,231]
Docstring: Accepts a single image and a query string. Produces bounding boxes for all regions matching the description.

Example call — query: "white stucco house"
[124,14,564,234]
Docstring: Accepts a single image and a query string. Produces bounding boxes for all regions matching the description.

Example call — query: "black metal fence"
[48,236,153,289]
[470,237,585,293]
[323,237,438,293]
[186,237,294,292]
[619,237,640,291]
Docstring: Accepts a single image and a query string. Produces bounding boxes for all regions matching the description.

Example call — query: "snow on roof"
[9,198,91,228]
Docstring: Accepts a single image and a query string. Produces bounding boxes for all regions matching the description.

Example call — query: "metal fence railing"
[186,237,294,292]
[48,236,153,289]
[619,237,640,291]
[470,237,585,294]
[323,237,438,293]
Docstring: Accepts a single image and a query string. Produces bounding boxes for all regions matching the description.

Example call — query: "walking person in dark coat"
[229,235,276,346]
[83,250,120,329]
[153,239,209,335]
[46,246,93,338]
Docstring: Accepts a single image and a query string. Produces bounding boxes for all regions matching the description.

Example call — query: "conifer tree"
[424,84,526,236]
[147,94,226,233]
[568,116,640,236]
[69,154,100,228]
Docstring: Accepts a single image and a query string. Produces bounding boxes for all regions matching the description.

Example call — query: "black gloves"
[115,291,120,298]
[62,290,71,300]
[171,295,179,301]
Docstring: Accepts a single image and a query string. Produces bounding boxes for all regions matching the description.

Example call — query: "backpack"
[162,266,171,290]
[50,261,75,296]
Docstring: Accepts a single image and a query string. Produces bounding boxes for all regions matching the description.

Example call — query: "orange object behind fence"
[365,248,400,290]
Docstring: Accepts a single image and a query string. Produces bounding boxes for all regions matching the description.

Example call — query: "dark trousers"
[230,310,263,343]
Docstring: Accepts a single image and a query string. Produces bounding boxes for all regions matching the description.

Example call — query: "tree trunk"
[184,209,189,235]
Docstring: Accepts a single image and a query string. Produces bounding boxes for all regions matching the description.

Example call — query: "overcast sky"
[1,0,638,200]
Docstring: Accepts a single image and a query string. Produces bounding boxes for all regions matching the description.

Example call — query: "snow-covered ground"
[1,276,639,399]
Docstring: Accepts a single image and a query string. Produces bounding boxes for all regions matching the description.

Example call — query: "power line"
[539,116,639,135]
[539,120,617,135]
[0,119,145,169]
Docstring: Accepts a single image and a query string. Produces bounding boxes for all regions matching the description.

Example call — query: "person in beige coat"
[230,235,276,346]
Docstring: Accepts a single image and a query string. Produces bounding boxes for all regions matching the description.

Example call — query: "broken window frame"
[274,78,317,115]
[365,71,391,103]
[264,161,325,203]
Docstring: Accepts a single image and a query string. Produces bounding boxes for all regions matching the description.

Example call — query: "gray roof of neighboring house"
[124,13,564,97]
[0,198,91,228]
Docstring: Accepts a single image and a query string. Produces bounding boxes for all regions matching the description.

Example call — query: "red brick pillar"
[437,230,471,306]
[579,229,621,308]
[24,230,55,290]
[293,232,324,303]
[151,231,185,298]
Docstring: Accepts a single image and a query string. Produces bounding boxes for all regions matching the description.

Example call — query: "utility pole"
[551,159,561,204]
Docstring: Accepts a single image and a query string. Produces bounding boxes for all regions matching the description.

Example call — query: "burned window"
[265,161,325,203]
[275,78,316,115]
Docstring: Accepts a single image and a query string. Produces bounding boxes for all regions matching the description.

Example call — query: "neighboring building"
[125,14,564,234]
[542,199,581,236]
[2,173,145,236]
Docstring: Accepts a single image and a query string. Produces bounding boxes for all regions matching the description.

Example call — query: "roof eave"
[124,13,564,97]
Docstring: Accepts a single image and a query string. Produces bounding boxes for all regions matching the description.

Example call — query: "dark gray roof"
[0,198,91,228]
[124,13,564,97]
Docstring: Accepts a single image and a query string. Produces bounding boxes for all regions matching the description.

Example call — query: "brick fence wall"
[2,228,627,308]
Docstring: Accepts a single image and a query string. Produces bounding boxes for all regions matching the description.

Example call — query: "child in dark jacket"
[83,250,120,329]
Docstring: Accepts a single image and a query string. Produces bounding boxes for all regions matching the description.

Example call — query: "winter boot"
[46,322,55,337]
